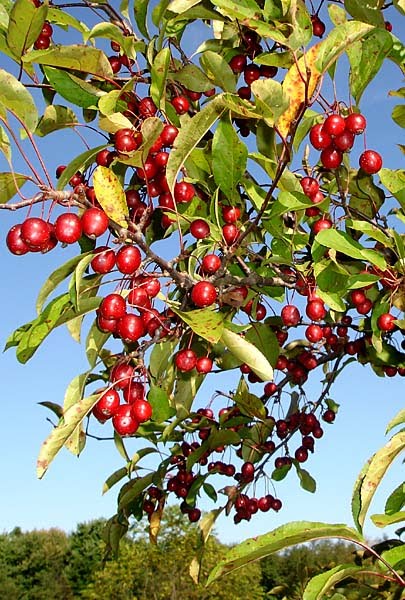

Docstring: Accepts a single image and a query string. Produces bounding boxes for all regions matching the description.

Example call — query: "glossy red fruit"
[132,399,152,423]
[171,95,190,115]
[188,508,201,522]
[345,112,367,135]
[222,205,241,223]
[312,217,332,234]
[377,312,396,332]
[20,217,51,248]
[191,281,217,307]
[309,123,332,150]
[114,128,143,153]
[127,286,150,309]
[260,64,278,78]
[54,213,82,244]
[306,299,326,321]
[350,289,366,305]
[161,124,178,146]
[229,54,247,73]
[356,298,373,314]
[96,388,120,418]
[117,313,145,342]
[323,114,346,137]
[175,349,197,372]
[34,34,50,50]
[305,324,324,342]
[359,150,382,174]
[174,181,195,203]
[323,409,336,423]
[300,176,319,198]
[281,304,300,327]
[81,207,109,238]
[100,293,126,320]
[123,381,145,403]
[201,254,221,274]
[136,158,158,181]
[138,97,157,118]
[334,130,355,152]
[96,148,115,167]
[241,461,255,482]
[97,313,117,334]
[91,246,116,274]
[112,404,139,436]
[41,21,53,37]
[188,219,209,240]
[138,276,161,298]
[116,244,142,274]
[154,151,169,170]
[320,147,343,169]
[196,356,213,374]
[295,446,308,463]
[108,56,121,74]
[222,223,239,245]
[237,86,251,100]
[311,15,325,37]
[6,224,30,255]
[243,64,260,85]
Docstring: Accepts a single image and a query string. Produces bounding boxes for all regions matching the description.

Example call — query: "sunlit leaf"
[23,45,114,78]
[102,467,129,495]
[200,50,236,92]
[0,172,29,204]
[303,564,367,599]
[221,327,274,382]
[93,165,129,227]
[212,113,248,203]
[7,0,47,59]
[35,104,78,136]
[0,68,38,132]
[371,511,405,527]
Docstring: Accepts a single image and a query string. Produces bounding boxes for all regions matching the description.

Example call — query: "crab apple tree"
[1,0,405,593]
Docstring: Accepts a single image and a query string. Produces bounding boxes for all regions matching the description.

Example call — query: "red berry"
[323,409,336,423]
[190,219,210,239]
[123,381,145,403]
[334,130,355,152]
[6,224,30,255]
[171,96,190,115]
[222,223,239,245]
[100,293,126,320]
[312,218,332,234]
[112,404,139,436]
[174,181,195,203]
[300,176,319,198]
[359,150,382,175]
[311,15,325,37]
[116,244,142,274]
[117,313,145,343]
[305,324,323,342]
[222,205,241,223]
[229,54,247,73]
[34,34,50,50]
[175,349,197,372]
[191,281,217,307]
[196,356,213,374]
[20,217,51,248]
[161,124,178,146]
[201,254,221,274]
[114,128,143,153]
[243,64,260,85]
[91,246,116,274]
[345,113,367,135]
[320,148,343,169]
[81,207,109,238]
[309,124,332,150]
[54,213,82,244]
[95,388,120,418]
[131,399,152,422]
[323,114,346,137]
[138,97,157,118]
[281,304,300,327]
[295,446,308,463]
[377,312,396,332]
[306,299,326,321]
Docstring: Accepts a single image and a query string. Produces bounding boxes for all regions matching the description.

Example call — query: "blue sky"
[0,4,404,547]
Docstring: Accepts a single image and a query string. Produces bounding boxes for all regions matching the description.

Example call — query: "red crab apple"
[81,207,109,238]
[191,281,217,307]
[281,304,300,327]
[54,213,82,244]
[112,404,139,436]
[175,349,197,372]
[359,150,382,175]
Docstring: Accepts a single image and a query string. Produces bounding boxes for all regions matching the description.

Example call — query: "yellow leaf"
[277,44,321,139]
[93,165,128,227]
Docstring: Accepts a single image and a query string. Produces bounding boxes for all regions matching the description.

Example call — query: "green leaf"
[46,7,91,36]
[199,50,236,92]
[348,169,385,218]
[371,511,405,527]
[303,564,367,600]
[149,339,178,382]
[84,22,137,58]
[352,430,405,533]
[35,104,78,136]
[62,372,89,457]
[170,63,213,93]
[381,544,405,570]
[92,165,129,227]
[56,144,106,191]
[212,114,248,202]
[295,464,317,493]
[165,94,226,194]
[102,467,129,495]
[221,327,274,382]
[168,0,202,12]
[244,323,279,368]
[315,21,374,73]
[118,472,156,511]
[150,47,170,109]
[173,372,204,419]
[7,0,47,59]
[0,68,38,132]
[234,378,267,419]
[207,521,364,584]
[0,172,28,204]
[36,253,88,314]
[43,66,105,109]
[250,78,289,128]
[344,0,385,27]
[147,384,176,423]
[379,168,405,210]
[0,125,11,160]
[385,482,405,515]
[37,392,100,478]
[23,45,114,79]
[134,0,150,38]
[347,29,393,104]
[315,229,386,270]
[85,319,110,368]
[392,104,405,128]
[386,408,405,434]
[170,307,224,344]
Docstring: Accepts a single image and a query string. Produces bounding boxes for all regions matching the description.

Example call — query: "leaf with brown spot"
[93,165,128,227]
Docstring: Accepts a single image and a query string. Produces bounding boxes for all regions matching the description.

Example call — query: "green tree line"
[2,506,392,600]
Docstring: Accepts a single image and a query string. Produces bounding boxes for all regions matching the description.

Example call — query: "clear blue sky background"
[0,5,404,546]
